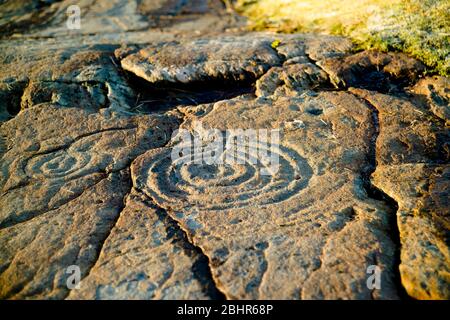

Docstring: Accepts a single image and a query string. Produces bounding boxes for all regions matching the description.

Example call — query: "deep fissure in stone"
[124,71,255,113]
[138,189,226,300]
[353,93,412,299]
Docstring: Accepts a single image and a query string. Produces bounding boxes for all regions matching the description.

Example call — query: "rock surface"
[0,0,448,300]
[132,90,400,299]
[0,105,178,299]
[350,88,449,300]
[411,76,450,123]
[67,189,223,300]
[318,50,426,91]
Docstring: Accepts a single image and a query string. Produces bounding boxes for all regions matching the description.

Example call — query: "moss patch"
[235,0,449,76]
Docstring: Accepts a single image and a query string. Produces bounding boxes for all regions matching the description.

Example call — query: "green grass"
[235,0,449,76]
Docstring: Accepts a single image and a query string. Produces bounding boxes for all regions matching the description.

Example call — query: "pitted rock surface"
[0,105,178,228]
[67,189,223,300]
[132,91,400,299]
[350,88,449,299]
[0,0,448,300]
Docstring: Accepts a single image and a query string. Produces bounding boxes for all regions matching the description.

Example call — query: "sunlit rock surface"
[0,0,448,300]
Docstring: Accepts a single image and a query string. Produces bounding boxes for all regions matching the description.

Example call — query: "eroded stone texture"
[0,0,59,36]
[0,0,245,119]
[255,63,329,97]
[0,169,130,299]
[0,0,247,121]
[67,189,222,300]
[20,81,108,110]
[0,104,182,299]
[1,0,243,39]
[318,50,425,91]
[132,91,400,299]
[351,88,449,300]
[0,104,178,228]
[0,43,135,119]
[0,0,448,300]
[120,36,282,84]
[411,76,450,123]
[119,33,353,86]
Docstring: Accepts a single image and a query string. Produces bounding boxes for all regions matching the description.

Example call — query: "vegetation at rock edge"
[234,0,449,76]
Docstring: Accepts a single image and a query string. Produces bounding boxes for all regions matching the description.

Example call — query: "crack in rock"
[0,169,131,299]
[123,69,255,113]
[131,83,402,299]
[350,87,449,299]
[0,7,447,299]
[64,170,133,300]
[67,187,225,300]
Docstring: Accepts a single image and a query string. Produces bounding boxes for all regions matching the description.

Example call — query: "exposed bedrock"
[0,1,448,300]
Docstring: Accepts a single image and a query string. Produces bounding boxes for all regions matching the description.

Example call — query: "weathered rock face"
[120,33,353,86]
[0,43,135,120]
[255,63,329,97]
[132,91,400,299]
[0,169,130,299]
[0,105,178,228]
[0,0,448,300]
[350,88,449,300]
[411,76,450,123]
[0,105,179,299]
[67,189,223,300]
[1,0,240,39]
[0,0,246,120]
[318,50,425,92]
[121,36,282,84]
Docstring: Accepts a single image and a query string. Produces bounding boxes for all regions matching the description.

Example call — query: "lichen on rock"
[0,0,448,300]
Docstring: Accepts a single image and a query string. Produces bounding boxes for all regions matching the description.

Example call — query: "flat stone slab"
[0,105,179,299]
[67,189,222,300]
[351,88,450,299]
[0,1,448,300]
